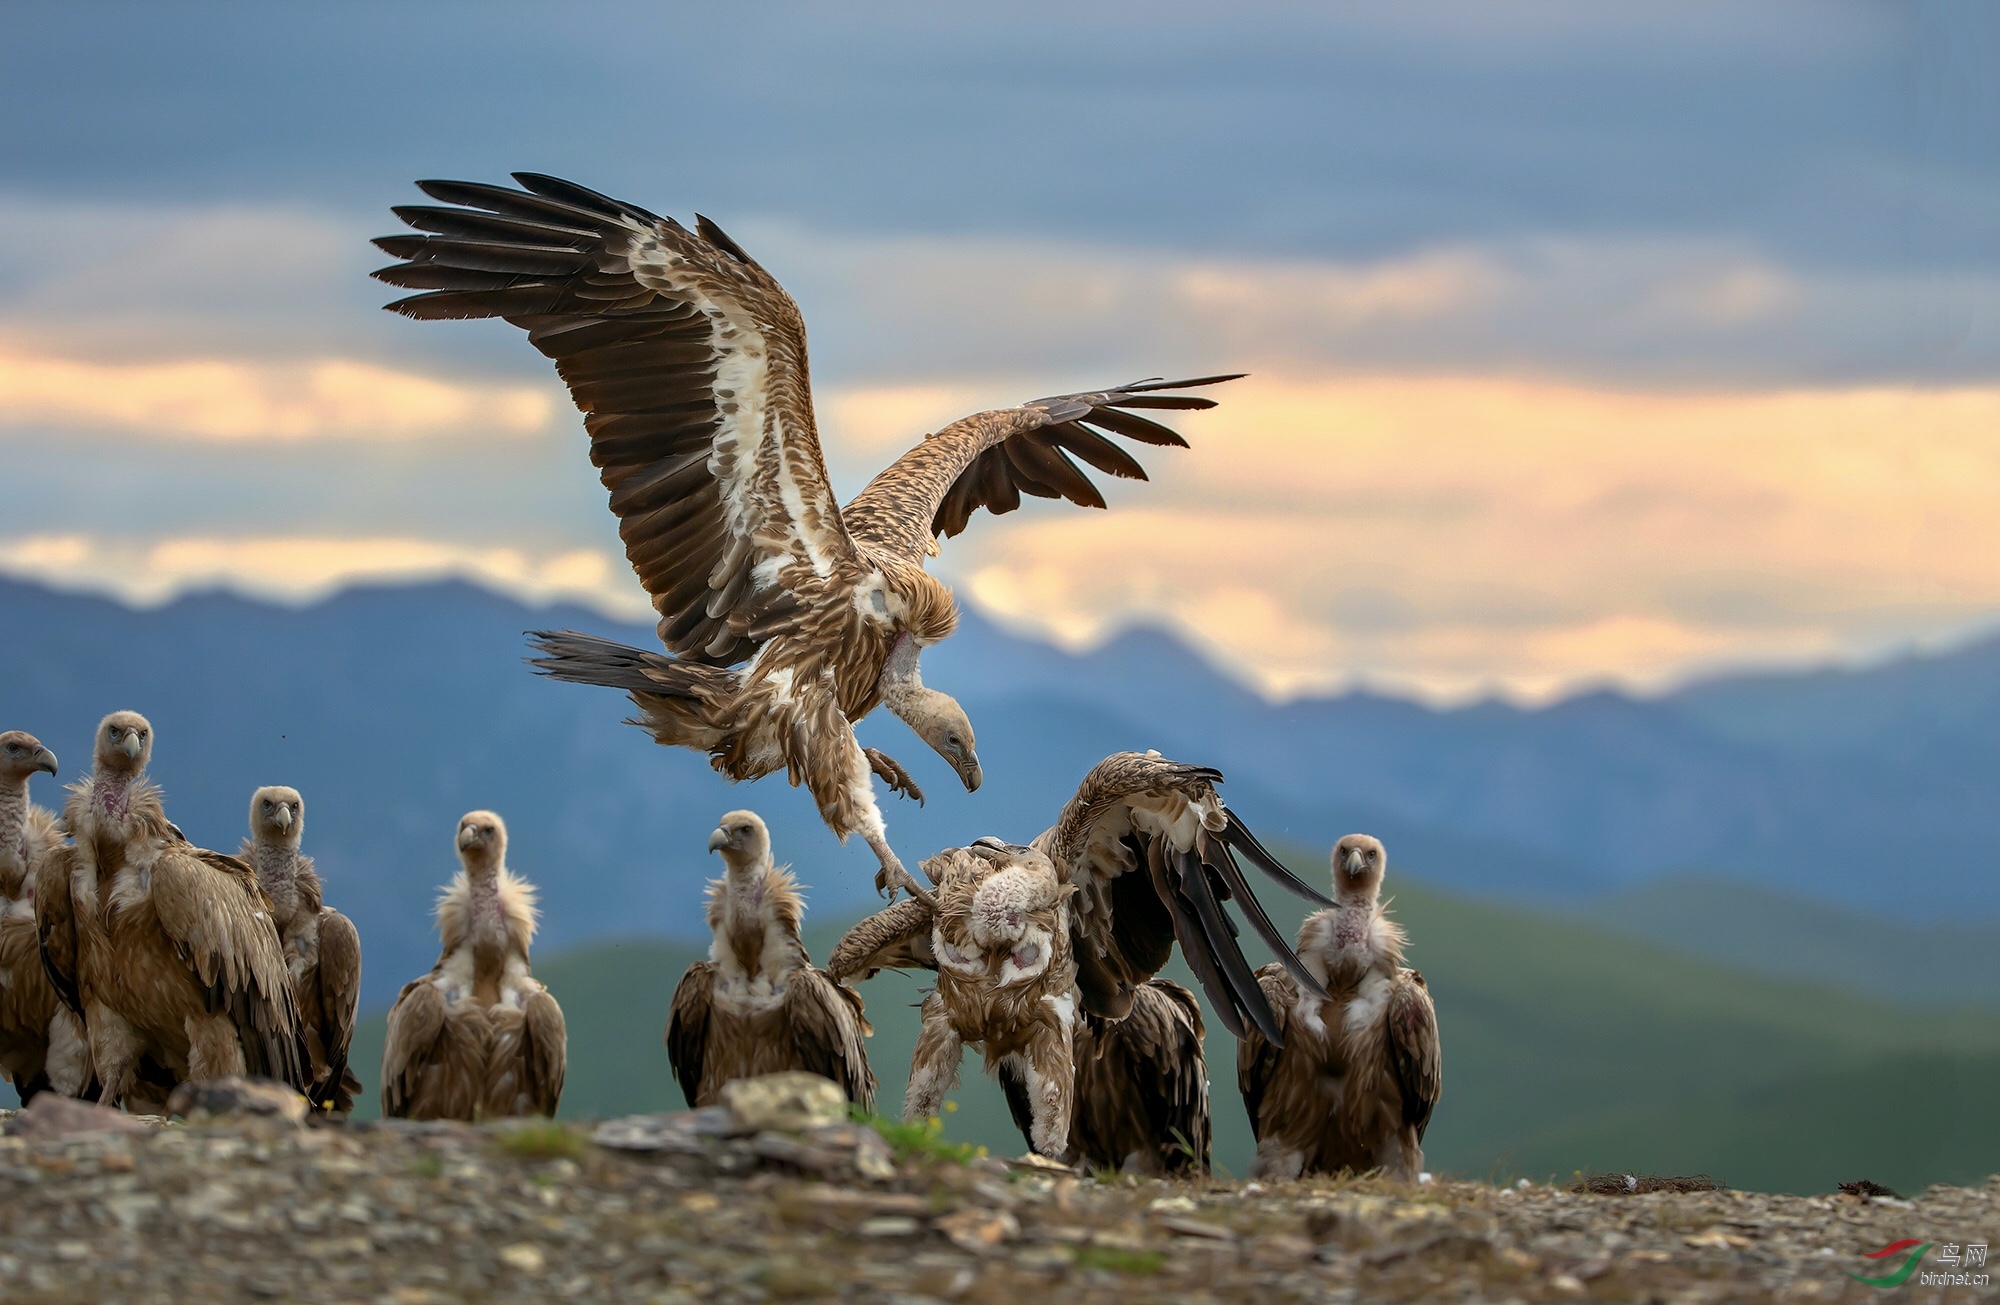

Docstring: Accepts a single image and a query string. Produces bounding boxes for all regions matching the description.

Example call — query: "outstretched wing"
[149,846,307,1090]
[1033,751,1331,1044]
[842,376,1241,562]
[1386,968,1442,1142]
[1235,964,1296,1142]
[665,961,717,1108]
[785,969,878,1113]
[826,898,937,983]
[375,174,854,664]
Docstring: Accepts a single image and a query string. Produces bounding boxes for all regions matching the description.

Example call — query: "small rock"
[4,1093,149,1139]
[720,1072,847,1134]
[934,1207,1020,1253]
[860,1215,922,1237]
[165,1076,308,1125]
[1549,1272,1586,1297]
[498,1243,547,1273]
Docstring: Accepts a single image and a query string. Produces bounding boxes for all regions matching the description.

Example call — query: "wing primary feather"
[1147,845,1245,1040]
[1204,843,1329,1001]
[1177,848,1284,1045]
[512,171,664,224]
[1222,811,1335,906]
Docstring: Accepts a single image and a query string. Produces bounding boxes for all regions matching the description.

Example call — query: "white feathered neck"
[435,865,539,961]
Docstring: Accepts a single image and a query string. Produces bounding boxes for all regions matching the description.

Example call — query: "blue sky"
[2,2,1996,699]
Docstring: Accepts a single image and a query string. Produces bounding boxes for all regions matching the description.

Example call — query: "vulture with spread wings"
[374,175,1238,902]
[829,751,1329,1161]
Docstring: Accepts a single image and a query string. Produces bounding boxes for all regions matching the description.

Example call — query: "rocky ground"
[3,1083,1997,1305]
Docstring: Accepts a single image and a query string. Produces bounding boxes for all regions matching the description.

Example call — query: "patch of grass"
[855,1108,987,1165]
[406,1153,443,1179]
[1074,1246,1164,1275]
[493,1120,588,1161]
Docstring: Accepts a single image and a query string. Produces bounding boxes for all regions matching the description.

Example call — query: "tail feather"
[527,629,708,697]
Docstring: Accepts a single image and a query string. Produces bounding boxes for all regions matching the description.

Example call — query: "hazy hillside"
[340,874,2000,1196]
[7,573,2000,1018]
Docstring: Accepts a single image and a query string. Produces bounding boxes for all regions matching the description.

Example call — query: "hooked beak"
[274,807,294,831]
[707,827,730,853]
[32,747,56,777]
[958,756,983,794]
[457,825,479,850]
[1343,848,1367,874]
[120,734,142,760]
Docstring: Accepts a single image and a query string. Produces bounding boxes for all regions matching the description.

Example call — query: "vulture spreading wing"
[373,175,1240,898]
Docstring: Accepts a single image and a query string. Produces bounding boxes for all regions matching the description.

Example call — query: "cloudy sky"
[2,1,1996,701]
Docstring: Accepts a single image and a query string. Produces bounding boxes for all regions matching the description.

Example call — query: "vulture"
[0,730,91,1101]
[34,712,307,1107]
[664,809,875,1110]
[372,174,1240,903]
[829,751,1330,1162]
[380,811,566,1120]
[1237,835,1442,1182]
[241,786,363,1115]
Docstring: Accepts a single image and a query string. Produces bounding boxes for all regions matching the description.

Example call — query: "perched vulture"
[0,731,91,1101]
[373,174,1240,903]
[380,811,566,1120]
[665,810,875,1110]
[241,786,363,1115]
[1237,835,1442,1182]
[34,712,307,1107]
[830,751,1330,1161]
[1053,979,1210,1176]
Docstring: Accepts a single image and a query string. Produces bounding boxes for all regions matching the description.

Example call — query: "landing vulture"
[34,713,307,1107]
[665,810,875,1110]
[0,731,91,1101]
[373,174,1239,902]
[380,811,566,1120]
[829,751,1330,1160]
[1237,835,1442,1181]
[241,786,363,1115]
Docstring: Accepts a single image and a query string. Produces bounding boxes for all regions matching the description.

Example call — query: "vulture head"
[455,809,508,870]
[0,730,57,782]
[879,634,983,793]
[1331,833,1386,903]
[937,843,1070,986]
[249,785,304,848]
[707,808,772,875]
[94,711,153,778]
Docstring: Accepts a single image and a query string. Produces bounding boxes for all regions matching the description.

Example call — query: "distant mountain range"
[5,574,2000,1015]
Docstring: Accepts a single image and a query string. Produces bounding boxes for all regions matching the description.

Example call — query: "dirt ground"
[2,1102,1996,1304]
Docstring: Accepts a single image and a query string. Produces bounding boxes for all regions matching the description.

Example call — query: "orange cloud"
[941,375,2000,701]
[0,342,554,440]
[0,533,650,617]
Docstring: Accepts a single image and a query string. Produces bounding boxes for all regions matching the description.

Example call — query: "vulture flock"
[0,171,1443,1181]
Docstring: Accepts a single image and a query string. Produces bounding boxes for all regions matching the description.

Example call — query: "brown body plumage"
[380,811,566,1120]
[1237,835,1443,1182]
[242,786,363,1114]
[832,751,1330,1163]
[34,713,306,1107]
[373,174,1239,901]
[0,731,90,1101]
[665,810,874,1110]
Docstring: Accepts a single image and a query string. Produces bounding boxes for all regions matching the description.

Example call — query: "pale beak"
[707,827,729,853]
[1344,848,1368,874]
[458,825,478,850]
[274,807,294,831]
[32,747,56,777]
[959,757,983,793]
[120,734,142,760]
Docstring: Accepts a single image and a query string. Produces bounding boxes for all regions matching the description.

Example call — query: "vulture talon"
[863,748,926,805]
